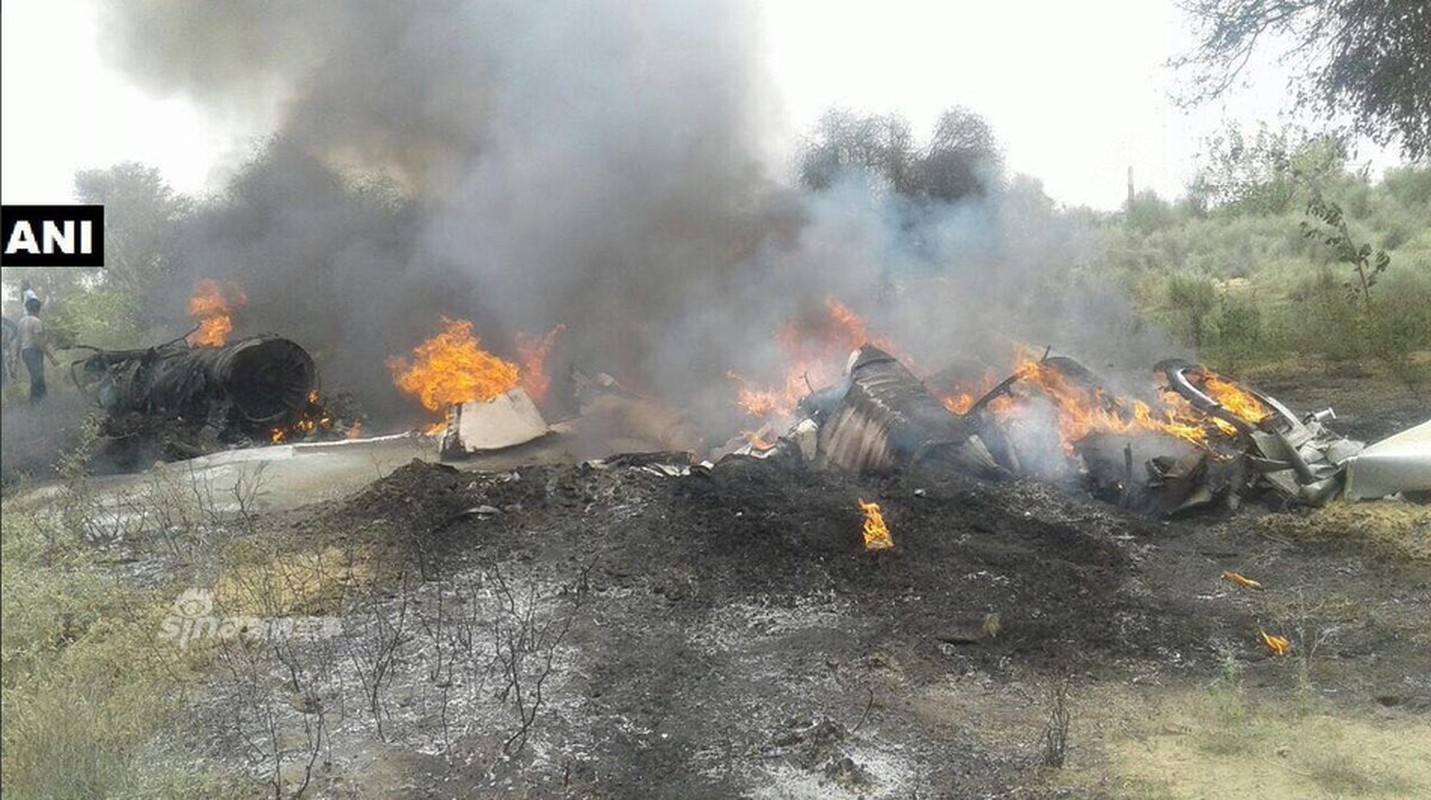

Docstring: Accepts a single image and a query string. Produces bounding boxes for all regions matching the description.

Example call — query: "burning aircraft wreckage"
[422,298,1425,518]
[726,345,1407,517]
[71,281,1425,514]
[67,280,359,467]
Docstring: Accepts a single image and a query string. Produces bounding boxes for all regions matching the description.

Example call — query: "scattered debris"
[71,334,318,465]
[817,346,1006,479]
[741,343,1406,517]
[1343,419,1431,500]
[573,370,705,453]
[440,387,550,456]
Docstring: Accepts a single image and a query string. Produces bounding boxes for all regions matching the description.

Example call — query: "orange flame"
[516,324,566,404]
[1199,372,1271,424]
[941,371,1002,415]
[943,349,1219,455]
[942,392,978,415]
[269,389,333,443]
[1259,629,1291,656]
[857,498,894,550]
[388,317,520,412]
[742,430,776,450]
[732,297,899,420]
[1222,571,1264,590]
[187,279,246,346]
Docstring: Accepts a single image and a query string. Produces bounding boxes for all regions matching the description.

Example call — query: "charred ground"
[168,447,1426,798]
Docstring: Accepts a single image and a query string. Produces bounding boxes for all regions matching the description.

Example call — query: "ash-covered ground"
[153,446,1428,799]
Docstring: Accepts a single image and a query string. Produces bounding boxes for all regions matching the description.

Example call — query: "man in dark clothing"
[17,297,57,405]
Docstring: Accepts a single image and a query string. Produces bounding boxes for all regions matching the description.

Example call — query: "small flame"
[942,392,977,415]
[1222,571,1264,590]
[729,369,813,419]
[1259,629,1291,656]
[742,430,776,450]
[388,317,520,412]
[857,498,894,550]
[268,389,334,443]
[187,279,246,346]
[516,324,566,404]
[941,371,1003,415]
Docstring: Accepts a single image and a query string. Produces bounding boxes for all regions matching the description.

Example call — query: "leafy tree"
[72,162,193,299]
[909,108,1003,202]
[797,110,915,194]
[797,107,1002,203]
[1188,123,1346,215]
[2,164,191,346]
[1300,195,1389,309]
[1176,0,1431,159]
[1124,189,1177,234]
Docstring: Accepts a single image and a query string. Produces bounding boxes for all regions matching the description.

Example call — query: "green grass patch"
[0,511,228,799]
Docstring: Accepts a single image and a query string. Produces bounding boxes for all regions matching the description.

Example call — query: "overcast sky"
[0,0,1371,210]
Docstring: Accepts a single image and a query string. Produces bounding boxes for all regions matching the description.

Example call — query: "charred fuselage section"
[73,335,317,466]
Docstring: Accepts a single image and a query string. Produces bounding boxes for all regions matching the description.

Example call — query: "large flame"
[516,324,566,404]
[187,279,246,347]
[857,498,894,550]
[1198,371,1272,424]
[732,297,899,420]
[387,317,520,411]
[943,349,1218,455]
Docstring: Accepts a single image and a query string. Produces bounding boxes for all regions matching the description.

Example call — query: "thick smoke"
[100,0,797,426]
[96,0,1179,437]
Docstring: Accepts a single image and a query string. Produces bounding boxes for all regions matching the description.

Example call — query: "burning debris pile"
[73,334,318,464]
[69,280,361,466]
[386,317,567,456]
[375,292,1416,515]
[730,341,1382,516]
[686,295,1415,514]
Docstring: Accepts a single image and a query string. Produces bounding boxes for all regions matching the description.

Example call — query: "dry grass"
[218,541,374,618]
[1258,501,1431,563]
[0,513,230,799]
[1063,685,1431,799]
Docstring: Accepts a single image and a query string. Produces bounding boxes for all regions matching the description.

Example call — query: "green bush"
[1103,161,1430,376]
[45,285,148,351]
[1162,272,1219,348]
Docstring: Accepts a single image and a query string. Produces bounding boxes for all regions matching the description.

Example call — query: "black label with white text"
[1,205,105,267]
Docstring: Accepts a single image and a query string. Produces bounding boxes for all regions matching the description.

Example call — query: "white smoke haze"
[97,0,1184,436]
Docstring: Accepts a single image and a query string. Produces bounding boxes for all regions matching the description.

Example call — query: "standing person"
[17,297,57,405]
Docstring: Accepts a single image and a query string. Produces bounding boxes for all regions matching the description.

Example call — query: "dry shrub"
[1258,501,1431,563]
[217,542,374,618]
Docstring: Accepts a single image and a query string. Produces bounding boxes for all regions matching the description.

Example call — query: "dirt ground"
[1238,356,1429,443]
[10,367,1429,798]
